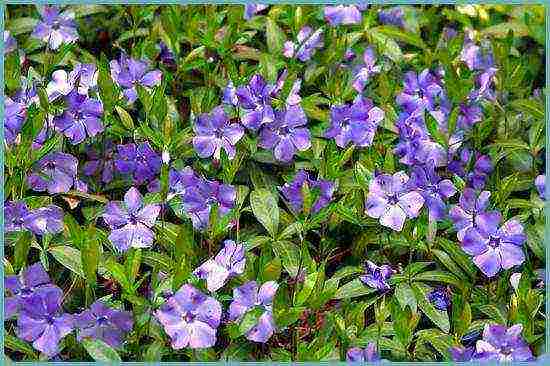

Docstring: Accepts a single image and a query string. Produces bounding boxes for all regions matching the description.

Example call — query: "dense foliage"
[3,4,546,362]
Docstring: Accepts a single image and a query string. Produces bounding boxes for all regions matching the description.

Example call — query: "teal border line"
[1,1,548,364]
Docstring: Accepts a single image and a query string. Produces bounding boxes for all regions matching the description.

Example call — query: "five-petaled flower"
[31,5,78,50]
[193,240,246,292]
[75,300,133,348]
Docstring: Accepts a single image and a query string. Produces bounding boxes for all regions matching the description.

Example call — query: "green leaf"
[412,283,450,333]
[250,188,279,237]
[266,18,285,55]
[7,17,38,36]
[413,270,462,289]
[48,246,85,278]
[271,240,301,277]
[333,278,377,300]
[372,25,427,49]
[238,307,264,335]
[14,231,33,271]
[82,339,122,362]
[395,283,417,313]
[115,106,135,130]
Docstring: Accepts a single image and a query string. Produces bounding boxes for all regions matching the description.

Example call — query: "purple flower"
[54,91,103,144]
[396,70,445,119]
[110,54,162,103]
[324,5,363,26]
[347,343,381,362]
[193,240,246,292]
[378,7,405,28]
[360,261,394,290]
[535,174,545,199]
[168,166,201,197]
[461,212,526,277]
[193,106,245,160]
[457,101,483,131]
[449,346,476,362]
[325,95,384,148]
[114,142,161,185]
[410,162,457,221]
[280,170,335,214]
[244,4,268,20]
[283,26,324,62]
[158,41,176,68]
[75,300,133,348]
[365,171,425,232]
[466,154,493,190]
[31,5,78,50]
[460,34,495,72]
[4,97,26,146]
[470,67,498,102]
[47,64,98,100]
[27,152,78,194]
[474,324,534,361]
[4,263,58,319]
[21,205,64,236]
[83,141,116,184]
[449,188,492,241]
[229,281,278,343]
[427,287,450,310]
[17,287,74,357]
[4,30,17,54]
[102,187,160,252]
[155,284,222,349]
[222,81,239,107]
[352,47,381,92]
[235,74,277,130]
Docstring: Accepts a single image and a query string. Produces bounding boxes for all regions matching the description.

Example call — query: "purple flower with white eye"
[31,5,78,50]
[347,343,381,362]
[236,74,277,130]
[110,54,162,104]
[280,170,335,215]
[229,281,278,343]
[283,26,324,62]
[114,142,161,185]
[365,171,425,232]
[4,30,17,54]
[410,162,456,221]
[535,174,545,199]
[378,7,405,28]
[54,91,103,145]
[461,212,526,277]
[4,263,58,319]
[259,80,310,162]
[449,188,493,242]
[47,64,98,101]
[325,95,384,148]
[193,106,245,160]
[181,178,236,230]
[474,324,534,361]
[351,47,381,92]
[396,69,444,119]
[360,261,394,290]
[27,152,78,194]
[244,4,268,20]
[5,201,64,236]
[102,187,160,252]
[324,5,363,26]
[75,300,133,348]
[427,287,450,310]
[83,141,116,184]
[17,287,74,357]
[4,97,26,146]
[155,284,222,349]
[193,240,246,292]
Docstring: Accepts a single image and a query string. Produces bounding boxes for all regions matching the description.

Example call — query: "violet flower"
[396,69,446,121]
[449,188,493,242]
[280,170,335,214]
[378,7,405,28]
[365,171,425,232]
[457,101,483,131]
[54,91,104,145]
[155,284,222,349]
[193,106,245,160]
[193,240,246,292]
[222,81,239,107]
[110,54,162,104]
[75,300,133,348]
[244,4,268,20]
[235,74,277,130]
[449,346,477,362]
[460,34,495,72]
[27,152,78,194]
[229,281,278,343]
[83,141,116,184]
[283,26,324,62]
[461,212,526,277]
[410,162,457,221]
[31,5,78,50]
[535,174,545,199]
[17,287,74,357]
[466,154,493,190]
[114,142,161,185]
[347,343,381,362]
[158,41,176,68]
[427,287,450,310]
[102,187,160,252]
[474,324,534,361]
[352,47,381,92]
[360,261,394,290]
[324,5,363,26]
[4,30,17,54]
[4,263,59,319]
[5,201,63,236]
[4,97,26,146]
[47,64,98,100]
[168,166,201,198]
[325,95,384,148]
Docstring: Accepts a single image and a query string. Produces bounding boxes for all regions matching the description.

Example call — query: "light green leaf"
[250,188,279,237]
[49,246,85,278]
[413,283,450,333]
[82,339,122,362]
[333,278,377,300]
